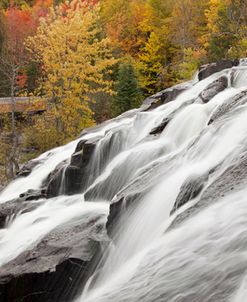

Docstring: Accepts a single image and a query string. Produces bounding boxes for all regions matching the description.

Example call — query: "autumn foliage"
[0,0,246,180]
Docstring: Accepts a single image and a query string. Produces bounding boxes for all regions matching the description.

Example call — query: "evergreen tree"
[112,60,142,116]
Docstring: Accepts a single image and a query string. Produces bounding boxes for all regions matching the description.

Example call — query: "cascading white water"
[81,88,247,296]
[79,65,247,301]
[1,63,247,302]
[82,189,247,302]
[0,195,108,267]
[0,118,133,203]
[0,138,81,203]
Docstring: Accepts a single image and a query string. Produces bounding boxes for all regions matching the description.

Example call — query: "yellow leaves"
[228,38,247,58]
[25,0,117,144]
[178,47,205,80]
[205,0,223,33]
[137,31,163,94]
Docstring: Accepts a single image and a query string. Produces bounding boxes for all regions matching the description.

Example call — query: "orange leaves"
[60,0,98,15]
[4,0,52,45]
[16,72,27,88]
[101,0,153,56]
[5,6,34,42]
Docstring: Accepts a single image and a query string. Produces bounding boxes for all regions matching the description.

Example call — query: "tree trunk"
[8,71,19,178]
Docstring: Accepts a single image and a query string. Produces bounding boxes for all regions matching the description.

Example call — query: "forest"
[0,0,246,186]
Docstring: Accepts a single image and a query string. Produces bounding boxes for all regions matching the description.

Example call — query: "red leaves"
[5,7,34,42]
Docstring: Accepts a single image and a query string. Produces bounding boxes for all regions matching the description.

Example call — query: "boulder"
[149,100,194,135]
[0,198,41,228]
[42,160,67,190]
[106,152,181,238]
[46,137,100,198]
[106,192,143,239]
[142,83,188,111]
[19,189,46,201]
[0,212,108,302]
[16,160,41,178]
[199,76,228,103]
[198,60,239,81]
[170,149,247,230]
[170,174,207,215]
[209,90,247,124]
[149,117,170,135]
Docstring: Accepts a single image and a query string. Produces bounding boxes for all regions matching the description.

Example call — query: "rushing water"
[0,195,108,267]
[1,63,247,301]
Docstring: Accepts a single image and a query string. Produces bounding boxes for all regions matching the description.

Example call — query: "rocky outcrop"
[0,212,108,302]
[42,160,67,190]
[0,198,41,228]
[198,59,239,81]
[209,90,247,124]
[16,160,41,178]
[150,100,194,135]
[19,189,46,201]
[170,174,207,214]
[150,117,170,135]
[42,82,190,198]
[46,137,100,197]
[142,83,189,111]
[106,152,181,238]
[170,149,247,229]
[198,76,228,103]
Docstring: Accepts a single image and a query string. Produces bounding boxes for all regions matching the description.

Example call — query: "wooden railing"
[0,97,46,113]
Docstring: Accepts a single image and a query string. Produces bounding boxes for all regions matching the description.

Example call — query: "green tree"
[137,31,163,95]
[112,60,142,116]
[205,0,239,60]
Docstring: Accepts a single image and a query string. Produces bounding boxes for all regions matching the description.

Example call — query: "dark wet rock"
[198,59,239,81]
[199,76,228,103]
[19,189,46,201]
[0,198,41,228]
[44,83,190,198]
[0,213,108,302]
[170,150,247,229]
[106,193,143,239]
[106,152,181,238]
[72,137,99,169]
[170,174,207,214]
[84,136,166,202]
[42,160,67,190]
[149,100,194,135]
[209,90,247,124]
[142,83,188,111]
[63,165,84,195]
[150,117,170,135]
[16,160,41,178]
[46,137,100,197]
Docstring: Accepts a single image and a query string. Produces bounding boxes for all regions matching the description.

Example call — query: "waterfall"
[1,61,247,302]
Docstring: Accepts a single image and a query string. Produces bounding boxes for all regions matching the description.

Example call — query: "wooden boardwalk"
[0,97,46,113]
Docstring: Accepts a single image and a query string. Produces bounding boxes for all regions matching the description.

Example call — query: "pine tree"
[112,60,142,116]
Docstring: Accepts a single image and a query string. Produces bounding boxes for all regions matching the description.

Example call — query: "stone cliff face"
[1,59,247,302]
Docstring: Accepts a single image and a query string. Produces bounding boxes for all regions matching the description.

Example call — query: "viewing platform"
[0,97,46,114]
